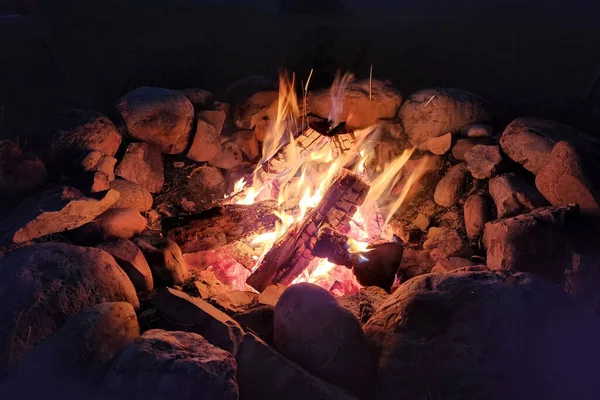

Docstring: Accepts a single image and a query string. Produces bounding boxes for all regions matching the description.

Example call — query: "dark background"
[1,0,600,139]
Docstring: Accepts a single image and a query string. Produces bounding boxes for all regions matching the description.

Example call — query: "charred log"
[246,169,369,292]
[162,201,280,253]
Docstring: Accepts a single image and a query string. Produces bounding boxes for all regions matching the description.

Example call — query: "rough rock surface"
[364,270,600,400]
[232,130,260,160]
[109,179,153,212]
[399,88,491,149]
[423,227,472,261]
[0,243,139,376]
[102,329,238,400]
[434,163,468,207]
[211,291,259,314]
[309,79,403,130]
[154,288,244,355]
[233,90,278,129]
[483,205,578,283]
[451,137,493,160]
[0,302,139,398]
[133,236,189,285]
[499,118,586,174]
[237,333,359,400]
[187,118,221,162]
[489,173,548,218]
[257,284,287,306]
[199,110,227,134]
[337,286,389,324]
[116,86,194,154]
[209,141,244,170]
[98,239,154,292]
[73,150,117,193]
[274,283,376,397]
[194,270,232,299]
[90,208,147,240]
[431,257,474,273]
[426,132,453,155]
[0,186,119,244]
[44,110,122,164]
[115,142,164,193]
[463,193,492,238]
[464,144,503,179]
[535,141,600,218]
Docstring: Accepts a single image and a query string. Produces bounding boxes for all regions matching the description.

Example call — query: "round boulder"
[116,86,194,154]
[109,179,153,212]
[102,329,238,400]
[274,283,376,397]
[365,270,600,400]
[0,302,139,399]
[0,243,139,376]
[399,88,492,149]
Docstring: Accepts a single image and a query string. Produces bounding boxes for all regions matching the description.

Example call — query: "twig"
[369,64,373,101]
[424,95,436,107]
[302,68,314,132]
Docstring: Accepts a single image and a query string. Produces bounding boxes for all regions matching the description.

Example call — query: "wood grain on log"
[162,201,279,253]
[246,169,369,292]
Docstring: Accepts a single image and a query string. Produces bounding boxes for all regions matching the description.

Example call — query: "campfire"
[1,69,599,400]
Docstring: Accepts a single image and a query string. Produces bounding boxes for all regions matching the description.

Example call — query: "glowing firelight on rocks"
[211,71,427,295]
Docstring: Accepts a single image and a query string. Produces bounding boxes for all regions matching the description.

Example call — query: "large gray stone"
[0,244,139,376]
[102,329,238,400]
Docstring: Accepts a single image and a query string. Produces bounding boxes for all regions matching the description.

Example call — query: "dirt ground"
[1,0,599,140]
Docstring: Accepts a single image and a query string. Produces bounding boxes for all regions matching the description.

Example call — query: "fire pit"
[0,70,599,400]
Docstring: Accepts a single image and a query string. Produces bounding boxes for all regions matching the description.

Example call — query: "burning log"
[313,227,404,292]
[162,201,280,253]
[246,169,369,292]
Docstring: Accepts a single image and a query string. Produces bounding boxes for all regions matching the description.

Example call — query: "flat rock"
[274,283,376,397]
[0,186,119,244]
[337,286,389,324]
[464,144,503,178]
[187,118,221,162]
[423,227,472,261]
[535,140,600,218]
[483,205,578,283]
[426,132,453,154]
[115,142,164,193]
[0,302,139,398]
[489,173,548,218]
[0,243,139,376]
[98,239,154,292]
[154,288,244,355]
[212,291,259,314]
[43,110,122,165]
[309,79,403,130]
[365,270,600,400]
[434,163,468,207]
[116,86,194,154]
[194,270,231,299]
[258,283,287,306]
[399,88,491,149]
[109,179,153,212]
[209,141,244,169]
[499,118,587,174]
[102,329,238,400]
[133,236,189,286]
[463,193,492,239]
[236,333,360,400]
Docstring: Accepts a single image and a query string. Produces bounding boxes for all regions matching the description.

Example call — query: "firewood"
[312,226,355,267]
[162,201,280,253]
[246,169,369,292]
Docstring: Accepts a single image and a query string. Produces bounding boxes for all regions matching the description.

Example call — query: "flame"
[217,71,429,295]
